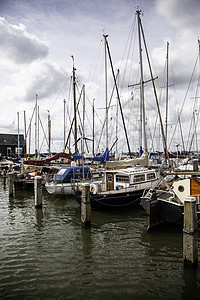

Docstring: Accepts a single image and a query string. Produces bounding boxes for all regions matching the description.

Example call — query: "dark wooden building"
[0,133,25,157]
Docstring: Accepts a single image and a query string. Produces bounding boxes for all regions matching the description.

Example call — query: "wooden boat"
[75,167,159,209]
[140,172,200,226]
[13,165,58,190]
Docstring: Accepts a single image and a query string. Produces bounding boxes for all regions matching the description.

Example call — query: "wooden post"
[183,196,198,266]
[3,169,6,185]
[81,183,91,226]
[193,159,199,172]
[8,172,14,196]
[34,176,42,208]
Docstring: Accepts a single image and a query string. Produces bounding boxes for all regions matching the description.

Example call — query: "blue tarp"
[92,148,109,162]
[73,148,109,162]
[53,166,91,183]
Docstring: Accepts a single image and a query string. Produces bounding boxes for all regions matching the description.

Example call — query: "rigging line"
[150,52,168,153]
[187,51,200,152]
[105,37,132,158]
[76,74,103,125]
[49,74,71,112]
[169,53,199,150]
[139,15,168,162]
[96,70,120,153]
[38,114,49,153]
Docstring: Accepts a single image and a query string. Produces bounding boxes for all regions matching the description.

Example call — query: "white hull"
[45,182,74,195]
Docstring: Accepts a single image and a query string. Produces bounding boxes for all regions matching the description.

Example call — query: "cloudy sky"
[0,0,200,155]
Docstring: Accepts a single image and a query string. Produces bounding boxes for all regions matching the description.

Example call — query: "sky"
[0,0,200,155]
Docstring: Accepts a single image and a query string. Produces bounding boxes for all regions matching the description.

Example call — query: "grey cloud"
[24,62,66,101]
[0,17,48,64]
[156,0,200,30]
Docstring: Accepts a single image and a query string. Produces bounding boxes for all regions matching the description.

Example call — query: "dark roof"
[0,133,24,146]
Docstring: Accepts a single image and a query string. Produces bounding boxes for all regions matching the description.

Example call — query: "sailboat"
[74,11,161,209]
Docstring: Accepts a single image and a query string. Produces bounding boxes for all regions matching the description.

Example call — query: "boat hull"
[45,182,74,195]
[75,188,143,209]
[140,197,200,225]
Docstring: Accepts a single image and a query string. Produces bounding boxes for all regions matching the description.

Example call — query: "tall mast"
[165,41,169,146]
[136,10,147,155]
[116,70,119,153]
[38,105,40,157]
[72,55,77,154]
[82,85,85,179]
[17,112,20,157]
[92,99,95,156]
[35,94,38,157]
[64,99,66,152]
[48,110,51,156]
[104,34,109,150]
[24,111,27,159]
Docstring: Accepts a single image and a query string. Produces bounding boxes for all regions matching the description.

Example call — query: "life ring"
[90,183,98,194]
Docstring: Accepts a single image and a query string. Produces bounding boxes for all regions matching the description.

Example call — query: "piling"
[183,196,198,266]
[8,172,14,196]
[193,159,199,172]
[34,176,42,208]
[3,169,6,185]
[81,183,91,226]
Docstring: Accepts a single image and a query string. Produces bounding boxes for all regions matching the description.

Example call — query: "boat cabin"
[53,166,92,183]
[102,167,158,191]
[172,178,200,203]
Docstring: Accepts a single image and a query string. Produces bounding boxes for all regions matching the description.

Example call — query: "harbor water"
[0,176,200,300]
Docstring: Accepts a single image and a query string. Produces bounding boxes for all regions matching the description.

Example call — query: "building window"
[15,147,22,155]
[7,147,11,157]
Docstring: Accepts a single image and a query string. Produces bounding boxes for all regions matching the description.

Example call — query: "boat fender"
[90,183,98,194]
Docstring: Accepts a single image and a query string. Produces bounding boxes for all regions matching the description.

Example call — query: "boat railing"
[192,194,200,203]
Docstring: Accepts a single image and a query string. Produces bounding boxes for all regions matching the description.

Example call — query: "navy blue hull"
[75,189,143,209]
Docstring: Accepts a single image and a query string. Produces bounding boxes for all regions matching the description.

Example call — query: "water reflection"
[81,227,93,259]
[182,265,199,299]
[35,208,44,231]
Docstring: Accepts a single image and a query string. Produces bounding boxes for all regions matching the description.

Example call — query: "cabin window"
[107,174,113,182]
[116,175,129,183]
[178,185,185,192]
[133,174,145,183]
[147,173,156,180]
[57,169,67,175]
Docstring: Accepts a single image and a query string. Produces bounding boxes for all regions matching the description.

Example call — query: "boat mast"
[64,99,66,152]
[104,34,109,150]
[35,94,38,157]
[136,10,147,155]
[92,98,95,156]
[82,85,85,179]
[48,110,51,156]
[17,111,20,157]
[72,55,77,154]
[24,111,27,159]
[139,13,170,166]
[165,41,169,146]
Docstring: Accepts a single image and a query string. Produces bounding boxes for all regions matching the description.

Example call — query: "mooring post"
[81,183,91,226]
[193,159,199,172]
[34,176,42,208]
[8,172,14,196]
[183,196,198,266]
[3,169,7,185]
